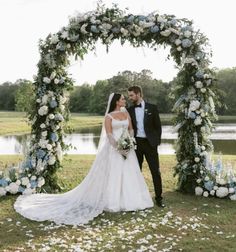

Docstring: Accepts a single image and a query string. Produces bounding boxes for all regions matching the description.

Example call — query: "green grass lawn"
[1,155,236,251]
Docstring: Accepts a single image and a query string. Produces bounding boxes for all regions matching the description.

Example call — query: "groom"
[127,85,165,207]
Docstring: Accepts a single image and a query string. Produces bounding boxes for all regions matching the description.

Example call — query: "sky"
[0,0,235,85]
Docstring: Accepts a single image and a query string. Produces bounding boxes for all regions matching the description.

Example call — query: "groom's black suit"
[127,102,163,200]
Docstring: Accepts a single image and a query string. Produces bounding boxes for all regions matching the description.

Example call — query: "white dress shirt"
[135,100,147,138]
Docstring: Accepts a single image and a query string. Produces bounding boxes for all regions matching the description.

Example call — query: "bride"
[14,93,154,225]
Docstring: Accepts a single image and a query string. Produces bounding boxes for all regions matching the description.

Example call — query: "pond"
[0,124,236,155]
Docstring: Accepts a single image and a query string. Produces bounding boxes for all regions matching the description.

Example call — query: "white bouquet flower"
[31,175,37,181]
[46,144,53,150]
[120,28,129,36]
[203,191,209,197]
[9,182,19,194]
[51,34,59,44]
[175,39,182,46]
[21,177,30,186]
[43,77,51,84]
[194,116,202,126]
[216,187,228,198]
[210,190,215,196]
[195,186,203,196]
[56,143,63,161]
[184,30,192,38]
[48,113,55,120]
[195,81,203,89]
[0,187,7,196]
[41,131,47,137]
[16,180,21,185]
[229,188,235,194]
[48,155,56,165]
[59,95,67,104]
[189,100,201,111]
[116,128,136,160]
[40,123,46,129]
[160,30,171,37]
[157,16,167,23]
[38,106,48,116]
[80,23,88,34]
[38,177,45,187]
[229,194,236,200]
[42,94,49,104]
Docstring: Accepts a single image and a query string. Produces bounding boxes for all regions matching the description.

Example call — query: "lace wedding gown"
[14,117,153,225]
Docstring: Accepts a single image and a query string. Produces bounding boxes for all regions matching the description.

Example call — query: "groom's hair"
[128,85,143,96]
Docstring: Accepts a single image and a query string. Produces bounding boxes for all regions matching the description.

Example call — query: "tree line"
[0,68,235,115]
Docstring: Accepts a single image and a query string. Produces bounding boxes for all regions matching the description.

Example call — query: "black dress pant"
[135,137,163,200]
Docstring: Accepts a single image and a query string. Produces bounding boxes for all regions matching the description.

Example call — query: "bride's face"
[117,95,126,107]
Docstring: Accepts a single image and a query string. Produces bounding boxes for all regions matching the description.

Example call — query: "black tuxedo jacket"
[127,102,162,147]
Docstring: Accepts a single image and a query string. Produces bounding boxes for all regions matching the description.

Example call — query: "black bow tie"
[134,103,142,108]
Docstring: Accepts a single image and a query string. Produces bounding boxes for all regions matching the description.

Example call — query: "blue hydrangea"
[169,19,177,26]
[137,15,146,21]
[204,181,214,191]
[49,100,58,108]
[182,39,192,48]
[127,15,134,23]
[189,112,196,119]
[36,149,46,159]
[195,70,204,79]
[70,34,79,42]
[90,25,99,33]
[24,158,34,169]
[50,132,59,142]
[150,25,159,33]
[112,27,120,33]
[0,178,8,187]
[57,42,65,51]
[18,186,25,193]
[195,51,205,60]
[30,180,38,189]
[44,154,50,162]
[181,25,193,32]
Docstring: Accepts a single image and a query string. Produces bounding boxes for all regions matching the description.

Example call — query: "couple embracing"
[14,85,165,226]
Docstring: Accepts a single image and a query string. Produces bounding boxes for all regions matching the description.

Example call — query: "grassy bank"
[1,111,236,136]
[1,154,236,251]
[0,112,103,136]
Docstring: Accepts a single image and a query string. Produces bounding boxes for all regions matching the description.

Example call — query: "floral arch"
[2,4,232,199]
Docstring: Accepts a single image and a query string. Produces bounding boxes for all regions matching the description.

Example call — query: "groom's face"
[128,91,140,104]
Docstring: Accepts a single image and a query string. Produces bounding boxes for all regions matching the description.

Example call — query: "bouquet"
[116,128,136,159]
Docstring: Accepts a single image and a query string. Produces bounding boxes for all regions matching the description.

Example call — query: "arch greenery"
[2,4,234,199]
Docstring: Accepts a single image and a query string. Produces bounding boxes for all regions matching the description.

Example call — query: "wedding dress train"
[14,117,153,225]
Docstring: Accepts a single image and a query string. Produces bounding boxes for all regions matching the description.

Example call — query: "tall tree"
[216,68,236,115]
[15,79,35,113]
[0,81,18,110]
[69,84,92,112]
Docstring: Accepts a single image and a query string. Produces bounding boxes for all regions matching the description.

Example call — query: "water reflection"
[0,124,236,155]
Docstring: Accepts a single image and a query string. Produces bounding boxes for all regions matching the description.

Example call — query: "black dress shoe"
[156,199,166,208]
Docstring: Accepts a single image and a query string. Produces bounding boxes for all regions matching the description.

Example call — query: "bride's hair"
[108,93,121,113]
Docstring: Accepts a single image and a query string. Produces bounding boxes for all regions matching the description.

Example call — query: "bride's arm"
[104,115,117,148]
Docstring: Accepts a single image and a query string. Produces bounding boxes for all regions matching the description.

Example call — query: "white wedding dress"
[14,116,153,225]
